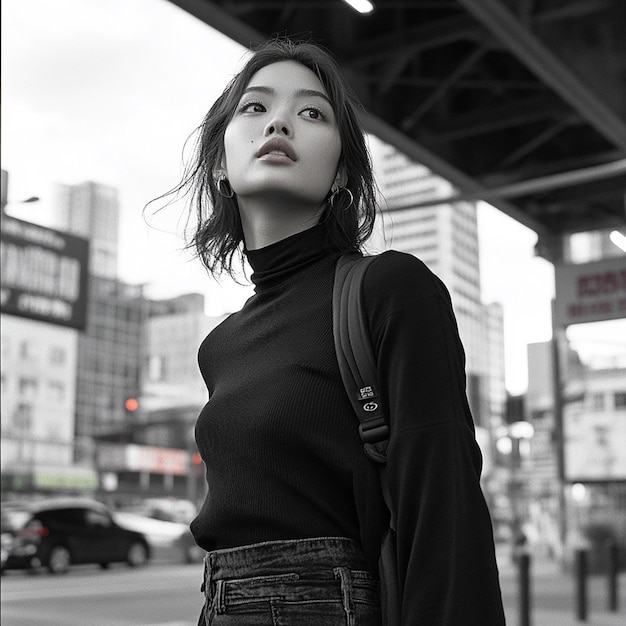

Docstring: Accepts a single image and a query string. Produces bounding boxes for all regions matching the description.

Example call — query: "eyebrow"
[243,85,333,107]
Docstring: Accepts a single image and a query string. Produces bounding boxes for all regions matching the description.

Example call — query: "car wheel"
[126,541,148,568]
[184,543,205,564]
[47,546,71,575]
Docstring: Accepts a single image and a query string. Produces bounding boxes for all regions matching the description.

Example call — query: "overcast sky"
[5,0,620,394]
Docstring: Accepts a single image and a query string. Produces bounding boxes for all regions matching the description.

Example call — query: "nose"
[264,116,291,137]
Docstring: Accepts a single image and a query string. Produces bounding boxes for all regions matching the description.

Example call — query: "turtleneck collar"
[245,222,336,292]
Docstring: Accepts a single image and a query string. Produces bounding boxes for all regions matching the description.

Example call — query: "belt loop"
[214,579,226,615]
[201,553,215,597]
[334,567,355,626]
[200,554,209,593]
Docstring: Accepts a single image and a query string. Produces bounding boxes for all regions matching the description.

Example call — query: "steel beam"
[458,0,626,153]
[381,158,626,210]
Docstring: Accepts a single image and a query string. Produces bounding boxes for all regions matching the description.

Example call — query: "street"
[1,557,625,625]
[497,552,626,626]
[1,563,204,626]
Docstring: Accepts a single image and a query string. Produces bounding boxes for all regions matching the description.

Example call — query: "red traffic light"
[124,398,139,412]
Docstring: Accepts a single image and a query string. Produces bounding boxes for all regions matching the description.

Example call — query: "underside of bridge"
[169,0,625,241]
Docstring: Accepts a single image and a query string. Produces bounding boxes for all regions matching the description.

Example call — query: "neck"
[238,197,325,250]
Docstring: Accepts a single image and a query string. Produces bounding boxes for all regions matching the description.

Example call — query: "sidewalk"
[497,549,626,625]
[517,609,625,626]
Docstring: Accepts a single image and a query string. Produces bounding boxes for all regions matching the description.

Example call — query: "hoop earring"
[330,187,354,211]
[217,177,234,199]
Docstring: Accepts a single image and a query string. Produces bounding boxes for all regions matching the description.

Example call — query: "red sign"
[555,257,626,327]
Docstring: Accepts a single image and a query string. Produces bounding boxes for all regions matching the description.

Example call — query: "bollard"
[518,551,531,626]
[607,540,619,612]
[575,549,588,622]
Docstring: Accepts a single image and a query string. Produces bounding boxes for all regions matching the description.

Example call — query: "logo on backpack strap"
[359,385,376,400]
[363,402,379,412]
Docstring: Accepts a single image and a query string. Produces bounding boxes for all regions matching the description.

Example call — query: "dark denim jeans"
[198,537,381,625]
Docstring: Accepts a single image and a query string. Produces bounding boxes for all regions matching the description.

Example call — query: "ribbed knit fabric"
[191,222,505,624]
[191,224,384,563]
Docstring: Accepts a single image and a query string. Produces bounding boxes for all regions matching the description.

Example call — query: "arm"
[363,252,505,625]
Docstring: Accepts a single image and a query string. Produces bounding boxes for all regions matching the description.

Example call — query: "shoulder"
[363,250,443,300]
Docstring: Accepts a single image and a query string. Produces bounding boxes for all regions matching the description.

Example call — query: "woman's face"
[223,60,342,210]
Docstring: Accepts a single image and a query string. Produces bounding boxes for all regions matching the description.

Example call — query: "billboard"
[564,400,626,481]
[97,443,189,476]
[554,256,626,327]
[0,215,89,329]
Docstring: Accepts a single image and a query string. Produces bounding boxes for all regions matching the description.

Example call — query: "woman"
[176,39,505,625]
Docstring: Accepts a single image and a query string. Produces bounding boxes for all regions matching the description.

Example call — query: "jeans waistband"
[203,537,368,585]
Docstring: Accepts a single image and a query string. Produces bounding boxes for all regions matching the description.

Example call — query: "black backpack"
[332,253,400,626]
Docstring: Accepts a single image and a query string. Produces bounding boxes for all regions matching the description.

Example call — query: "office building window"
[48,380,66,402]
[14,403,33,431]
[19,340,33,360]
[49,346,66,365]
[1,336,10,359]
[19,377,38,397]
[588,392,605,411]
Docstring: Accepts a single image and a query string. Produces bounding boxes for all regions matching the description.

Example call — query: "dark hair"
[174,38,377,277]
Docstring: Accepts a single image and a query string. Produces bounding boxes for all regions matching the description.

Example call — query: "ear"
[213,154,228,182]
[332,163,348,190]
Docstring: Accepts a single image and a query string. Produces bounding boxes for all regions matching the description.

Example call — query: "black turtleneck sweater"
[191,223,505,625]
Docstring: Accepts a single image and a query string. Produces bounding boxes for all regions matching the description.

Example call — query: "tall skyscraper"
[54,181,120,279]
[369,136,504,432]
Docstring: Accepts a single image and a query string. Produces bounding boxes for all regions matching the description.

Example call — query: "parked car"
[115,504,204,564]
[139,498,197,524]
[1,498,151,575]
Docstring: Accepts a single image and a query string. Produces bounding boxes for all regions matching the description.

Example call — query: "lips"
[256,138,298,161]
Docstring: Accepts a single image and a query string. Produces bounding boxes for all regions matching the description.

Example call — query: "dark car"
[1,498,151,574]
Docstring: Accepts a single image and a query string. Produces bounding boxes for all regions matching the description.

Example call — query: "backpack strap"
[334,255,401,624]
[333,254,389,464]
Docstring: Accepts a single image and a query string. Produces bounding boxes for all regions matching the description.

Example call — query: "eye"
[300,106,325,120]
[239,100,266,114]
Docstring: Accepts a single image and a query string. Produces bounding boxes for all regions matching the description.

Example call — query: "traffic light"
[191,452,203,476]
[124,397,139,413]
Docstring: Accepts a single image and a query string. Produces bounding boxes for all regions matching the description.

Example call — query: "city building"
[485,302,507,434]
[526,340,626,556]
[1,168,8,212]
[0,316,97,492]
[2,174,224,503]
[91,293,226,503]
[1,175,96,494]
[73,276,148,465]
[54,181,120,279]
[143,293,226,416]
